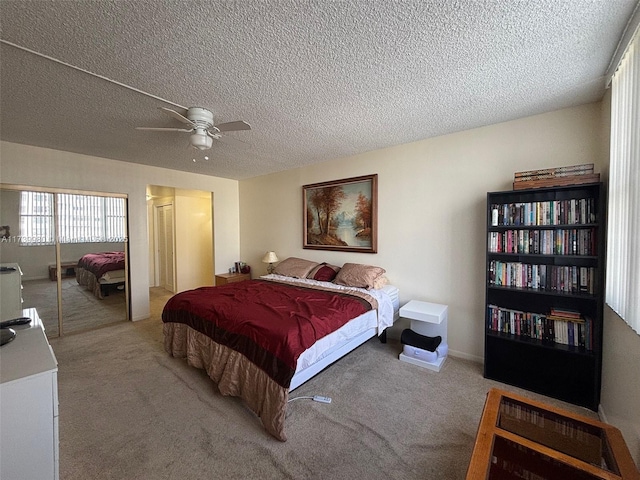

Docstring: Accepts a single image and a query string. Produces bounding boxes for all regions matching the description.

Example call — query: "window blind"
[607,28,640,334]
[57,194,126,243]
[19,192,126,245]
[19,191,55,245]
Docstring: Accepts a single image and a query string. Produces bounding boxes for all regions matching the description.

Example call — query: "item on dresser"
[162,274,398,441]
[0,328,16,346]
[0,263,23,321]
[0,317,32,329]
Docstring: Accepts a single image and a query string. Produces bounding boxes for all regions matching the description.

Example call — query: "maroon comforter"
[77,251,125,278]
[162,279,373,387]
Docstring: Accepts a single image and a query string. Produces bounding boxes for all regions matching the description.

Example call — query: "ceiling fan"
[136,107,251,150]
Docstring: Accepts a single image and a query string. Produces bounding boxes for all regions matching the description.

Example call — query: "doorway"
[147,185,214,298]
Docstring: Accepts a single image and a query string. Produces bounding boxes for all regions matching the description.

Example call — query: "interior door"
[155,204,174,292]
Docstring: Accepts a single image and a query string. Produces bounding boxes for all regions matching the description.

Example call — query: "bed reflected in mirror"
[60,246,127,335]
[0,186,129,337]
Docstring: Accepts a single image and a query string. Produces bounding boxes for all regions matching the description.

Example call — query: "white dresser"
[0,308,59,480]
[0,263,23,321]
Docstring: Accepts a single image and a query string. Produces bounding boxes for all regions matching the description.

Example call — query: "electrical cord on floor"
[287,395,332,404]
[287,395,313,403]
[286,395,332,419]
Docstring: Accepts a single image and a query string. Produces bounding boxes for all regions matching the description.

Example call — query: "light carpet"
[22,277,127,337]
[49,306,598,480]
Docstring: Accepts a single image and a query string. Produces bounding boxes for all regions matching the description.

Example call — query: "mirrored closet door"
[0,185,129,337]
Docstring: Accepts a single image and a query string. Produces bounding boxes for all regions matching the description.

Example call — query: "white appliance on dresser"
[0,307,59,480]
[0,263,23,320]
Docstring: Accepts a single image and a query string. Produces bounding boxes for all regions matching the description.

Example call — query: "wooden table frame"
[466,388,639,479]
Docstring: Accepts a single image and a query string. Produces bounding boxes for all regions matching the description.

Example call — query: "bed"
[162,259,398,441]
[76,251,126,299]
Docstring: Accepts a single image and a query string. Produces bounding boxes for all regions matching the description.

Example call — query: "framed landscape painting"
[303,174,377,253]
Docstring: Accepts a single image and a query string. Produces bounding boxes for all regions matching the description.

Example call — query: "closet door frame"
[0,183,130,335]
[153,202,175,292]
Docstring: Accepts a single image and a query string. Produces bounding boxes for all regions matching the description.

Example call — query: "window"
[19,191,54,245]
[57,194,126,243]
[607,28,640,334]
[20,192,126,245]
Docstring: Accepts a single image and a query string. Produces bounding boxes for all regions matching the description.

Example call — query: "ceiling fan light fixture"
[190,132,213,150]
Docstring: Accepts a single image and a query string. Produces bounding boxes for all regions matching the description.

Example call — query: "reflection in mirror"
[0,187,129,337]
[1,188,58,333]
[61,245,127,335]
[59,193,128,335]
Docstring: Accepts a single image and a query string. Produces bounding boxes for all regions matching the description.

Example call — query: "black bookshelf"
[484,183,605,410]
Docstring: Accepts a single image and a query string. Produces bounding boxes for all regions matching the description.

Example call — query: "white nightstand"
[398,300,448,372]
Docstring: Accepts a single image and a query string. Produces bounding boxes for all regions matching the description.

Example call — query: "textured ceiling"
[0,1,637,180]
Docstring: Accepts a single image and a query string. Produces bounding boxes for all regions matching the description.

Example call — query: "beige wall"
[0,141,240,321]
[240,101,640,461]
[601,309,640,464]
[174,190,214,292]
[240,102,606,361]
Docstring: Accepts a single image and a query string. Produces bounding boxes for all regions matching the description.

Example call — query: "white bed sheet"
[100,269,126,284]
[260,274,398,376]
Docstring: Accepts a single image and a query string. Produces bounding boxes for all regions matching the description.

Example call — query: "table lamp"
[261,251,279,274]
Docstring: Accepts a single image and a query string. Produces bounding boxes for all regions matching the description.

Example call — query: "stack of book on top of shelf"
[513,164,599,190]
[546,308,593,351]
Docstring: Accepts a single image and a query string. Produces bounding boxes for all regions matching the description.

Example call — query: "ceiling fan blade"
[214,120,251,132]
[210,132,249,148]
[135,127,194,132]
[159,107,195,126]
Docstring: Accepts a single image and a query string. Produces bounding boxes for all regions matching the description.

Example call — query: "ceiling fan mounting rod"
[0,39,187,110]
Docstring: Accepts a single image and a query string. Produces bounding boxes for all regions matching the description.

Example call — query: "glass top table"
[466,388,639,480]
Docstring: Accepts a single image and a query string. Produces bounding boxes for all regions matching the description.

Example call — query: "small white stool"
[398,300,448,372]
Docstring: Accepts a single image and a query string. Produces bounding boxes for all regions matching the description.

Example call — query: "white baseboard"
[449,349,484,364]
[22,275,51,282]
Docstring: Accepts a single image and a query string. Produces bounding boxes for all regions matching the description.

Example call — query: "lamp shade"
[262,251,279,263]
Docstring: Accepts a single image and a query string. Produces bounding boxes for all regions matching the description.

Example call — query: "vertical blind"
[20,192,126,245]
[607,28,640,334]
[57,194,126,243]
[19,191,55,245]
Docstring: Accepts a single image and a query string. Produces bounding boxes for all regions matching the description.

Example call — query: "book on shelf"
[488,228,596,255]
[514,163,594,182]
[549,307,581,319]
[487,304,593,349]
[488,260,596,294]
[490,198,597,227]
